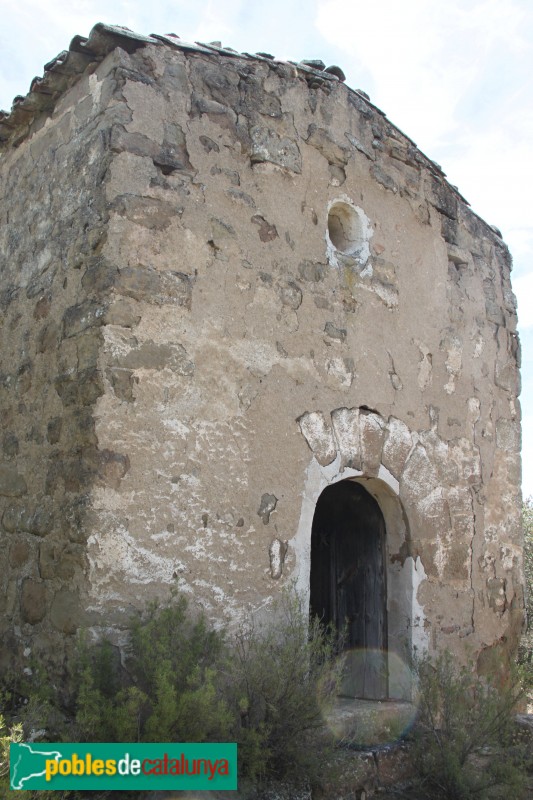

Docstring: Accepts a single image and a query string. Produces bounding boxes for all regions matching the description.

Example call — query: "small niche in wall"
[326,197,372,267]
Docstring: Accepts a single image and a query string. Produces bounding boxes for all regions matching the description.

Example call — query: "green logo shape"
[10,742,237,791]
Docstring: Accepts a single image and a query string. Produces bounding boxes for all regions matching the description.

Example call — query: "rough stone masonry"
[0,23,524,690]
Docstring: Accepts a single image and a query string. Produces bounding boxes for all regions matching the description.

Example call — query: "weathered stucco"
[0,24,524,682]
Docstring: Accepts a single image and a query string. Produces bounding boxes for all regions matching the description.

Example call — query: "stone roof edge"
[0,22,505,244]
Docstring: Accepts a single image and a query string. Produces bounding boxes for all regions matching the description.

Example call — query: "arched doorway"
[310,479,388,699]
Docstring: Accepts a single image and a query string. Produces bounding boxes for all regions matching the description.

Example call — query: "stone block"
[331,407,361,470]
[107,367,135,402]
[46,417,62,445]
[277,281,302,310]
[324,322,346,342]
[9,540,31,568]
[116,266,192,307]
[50,589,81,634]
[370,163,398,193]
[95,449,131,490]
[258,493,277,525]
[251,214,278,242]
[2,432,19,458]
[382,417,413,479]
[250,125,301,173]
[63,300,107,338]
[298,260,326,282]
[242,77,282,118]
[117,340,194,375]
[297,411,336,466]
[0,465,27,497]
[495,418,520,452]
[37,320,60,353]
[104,298,142,328]
[401,443,440,504]
[359,411,386,475]
[54,367,103,407]
[20,579,47,625]
[306,123,350,166]
[2,504,53,536]
[39,540,85,580]
[112,195,184,229]
[76,331,101,370]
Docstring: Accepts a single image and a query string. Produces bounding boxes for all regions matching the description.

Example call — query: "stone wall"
[0,29,524,677]
[0,47,140,669]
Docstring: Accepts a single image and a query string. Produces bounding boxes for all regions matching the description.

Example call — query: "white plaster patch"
[473,333,484,358]
[402,443,440,498]
[372,280,398,308]
[418,486,447,517]
[229,340,278,376]
[377,464,400,495]
[192,579,228,604]
[450,438,481,484]
[150,531,174,542]
[89,73,102,110]
[500,543,522,572]
[444,338,463,394]
[325,356,354,387]
[92,487,135,512]
[87,524,186,590]
[434,535,448,579]
[162,419,191,437]
[467,397,481,431]
[415,341,432,391]
[411,556,429,654]
[123,79,166,144]
[269,538,287,580]
[17,245,52,287]
[228,338,317,382]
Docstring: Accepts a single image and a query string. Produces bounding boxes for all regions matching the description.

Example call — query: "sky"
[1,0,532,497]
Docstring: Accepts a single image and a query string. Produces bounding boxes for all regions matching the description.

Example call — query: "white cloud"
[315,0,532,154]
[441,132,533,243]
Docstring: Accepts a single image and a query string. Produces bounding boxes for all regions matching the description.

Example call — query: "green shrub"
[75,595,232,744]
[229,592,344,784]
[2,592,342,791]
[410,650,528,799]
[1,709,23,792]
[0,712,80,799]
[75,591,342,786]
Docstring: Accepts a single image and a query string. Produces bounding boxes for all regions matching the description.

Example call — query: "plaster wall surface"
[0,28,524,675]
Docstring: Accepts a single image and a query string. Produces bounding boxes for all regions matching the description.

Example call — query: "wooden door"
[310,480,388,699]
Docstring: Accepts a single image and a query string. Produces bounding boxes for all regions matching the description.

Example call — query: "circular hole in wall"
[327,201,364,255]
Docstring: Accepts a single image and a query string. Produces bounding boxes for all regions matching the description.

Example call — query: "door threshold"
[325,696,417,749]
